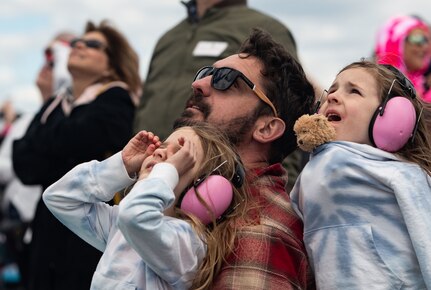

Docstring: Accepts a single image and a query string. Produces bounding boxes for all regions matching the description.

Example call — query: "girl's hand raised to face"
[166,137,197,177]
[122,130,161,178]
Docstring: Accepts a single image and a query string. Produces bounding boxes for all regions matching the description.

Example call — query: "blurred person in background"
[0,31,74,144]
[425,26,431,92]
[375,14,431,102]
[1,31,75,226]
[0,31,74,288]
[12,20,141,290]
[134,0,313,191]
[36,32,75,101]
[425,65,431,92]
[0,101,19,146]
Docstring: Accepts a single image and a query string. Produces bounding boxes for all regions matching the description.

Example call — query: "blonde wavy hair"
[340,60,431,175]
[174,123,252,289]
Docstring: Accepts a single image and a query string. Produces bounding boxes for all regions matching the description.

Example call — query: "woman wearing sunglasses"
[12,20,141,290]
[375,14,431,102]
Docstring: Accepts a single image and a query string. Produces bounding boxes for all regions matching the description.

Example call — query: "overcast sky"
[1,0,430,113]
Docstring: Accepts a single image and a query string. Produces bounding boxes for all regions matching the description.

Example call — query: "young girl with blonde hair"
[43,123,250,289]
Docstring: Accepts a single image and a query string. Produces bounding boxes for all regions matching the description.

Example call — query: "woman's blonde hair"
[340,60,431,175]
[85,20,141,96]
[175,123,251,289]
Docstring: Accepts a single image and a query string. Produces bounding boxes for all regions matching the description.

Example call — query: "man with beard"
[174,28,316,289]
[134,0,307,191]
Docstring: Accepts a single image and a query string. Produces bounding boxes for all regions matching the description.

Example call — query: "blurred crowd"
[0,1,430,289]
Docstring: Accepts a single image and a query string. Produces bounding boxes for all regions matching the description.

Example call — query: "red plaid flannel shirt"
[212,163,315,289]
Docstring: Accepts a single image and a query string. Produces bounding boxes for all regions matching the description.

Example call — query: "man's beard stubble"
[173,92,259,146]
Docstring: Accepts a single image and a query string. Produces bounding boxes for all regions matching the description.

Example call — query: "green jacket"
[134,4,298,138]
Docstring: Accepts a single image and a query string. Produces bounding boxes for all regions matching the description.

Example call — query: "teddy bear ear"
[317,118,326,128]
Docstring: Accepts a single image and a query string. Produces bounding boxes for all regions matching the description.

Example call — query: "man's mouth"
[186,102,203,112]
[182,91,211,118]
[185,98,210,116]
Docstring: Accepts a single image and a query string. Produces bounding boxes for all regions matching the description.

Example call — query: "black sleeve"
[12,97,59,186]
[13,88,135,186]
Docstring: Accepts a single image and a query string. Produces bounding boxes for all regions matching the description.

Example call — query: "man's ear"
[252,116,286,143]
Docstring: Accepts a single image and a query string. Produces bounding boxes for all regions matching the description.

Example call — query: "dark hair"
[239,28,315,163]
[85,20,141,95]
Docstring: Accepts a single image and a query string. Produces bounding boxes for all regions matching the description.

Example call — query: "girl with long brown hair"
[291,60,431,288]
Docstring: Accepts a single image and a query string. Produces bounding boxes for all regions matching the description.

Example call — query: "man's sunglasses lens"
[212,68,238,91]
[194,67,240,91]
[195,67,213,81]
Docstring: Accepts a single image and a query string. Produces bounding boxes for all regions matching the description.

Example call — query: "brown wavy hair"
[174,123,252,289]
[340,60,431,175]
[85,20,141,96]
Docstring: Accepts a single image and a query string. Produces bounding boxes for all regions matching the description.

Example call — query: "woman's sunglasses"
[406,34,429,46]
[70,38,107,51]
[194,66,278,117]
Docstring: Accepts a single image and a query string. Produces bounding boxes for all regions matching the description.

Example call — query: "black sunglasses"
[194,66,278,116]
[70,38,107,51]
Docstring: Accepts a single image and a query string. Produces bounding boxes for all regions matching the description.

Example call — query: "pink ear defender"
[177,160,245,225]
[370,97,417,152]
[369,64,420,152]
[180,175,234,225]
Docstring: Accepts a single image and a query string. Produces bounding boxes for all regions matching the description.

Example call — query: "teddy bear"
[293,114,336,152]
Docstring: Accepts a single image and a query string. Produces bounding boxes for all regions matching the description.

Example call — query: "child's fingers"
[177,136,185,146]
[178,138,191,156]
[169,139,196,175]
[145,144,156,155]
[187,139,197,161]
[181,138,189,149]
[180,139,196,161]
[139,130,148,136]
[137,131,161,150]
[138,130,149,142]
[146,132,161,146]
[151,134,161,147]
